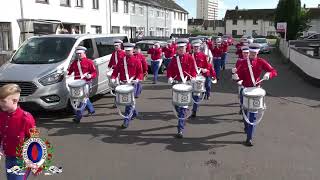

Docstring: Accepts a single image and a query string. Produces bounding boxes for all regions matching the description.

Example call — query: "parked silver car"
[0,34,129,111]
[253,38,271,54]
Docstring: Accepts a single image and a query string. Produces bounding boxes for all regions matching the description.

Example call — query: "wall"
[290,48,320,79]
[188,25,224,34]
[226,19,276,36]
[171,11,188,34]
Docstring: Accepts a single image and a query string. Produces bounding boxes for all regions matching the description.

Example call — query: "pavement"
[1,47,320,180]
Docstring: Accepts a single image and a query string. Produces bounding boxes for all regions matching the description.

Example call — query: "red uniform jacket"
[134,53,148,75]
[162,46,175,58]
[191,52,210,77]
[186,43,192,53]
[111,55,143,82]
[172,43,177,54]
[68,58,97,82]
[0,107,36,157]
[236,48,244,58]
[236,57,278,87]
[207,40,214,51]
[108,50,126,68]
[207,63,217,78]
[211,47,224,59]
[148,48,162,60]
[222,42,229,53]
[167,54,197,81]
[235,58,245,69]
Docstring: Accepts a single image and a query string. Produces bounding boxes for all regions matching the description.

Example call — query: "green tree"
[274,0,311,40]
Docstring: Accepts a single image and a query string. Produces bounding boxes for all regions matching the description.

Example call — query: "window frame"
[93,0,99,9]
[139,6,144,15]
[113,0,118,12]
[232,19,237,25]
[91,25,102,34]
[124,0,128,14]
[131,3,136,14]
[0,22,13,52]
[253,19,258,25]
[60,0,70,7]
[75,0,83,7]
[36,0,49,4]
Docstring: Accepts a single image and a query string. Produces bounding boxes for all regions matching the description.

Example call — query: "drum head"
[243,87,266,97]
[173,84,192,92]
[115,84,134,93]
[68,79,86,88]
[196,75,206,82]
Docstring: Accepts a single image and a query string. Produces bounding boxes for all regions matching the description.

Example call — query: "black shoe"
[112,104,117,108]
[223,66,226,70]
[239,109,242,115]
[191,111,196,118]
[245,139,254,147]
[175,132,183,139]
[120,124,128,129]
[72,118,80,124]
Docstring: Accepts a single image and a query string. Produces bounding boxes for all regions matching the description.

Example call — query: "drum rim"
[115,84,135,93]
[68,79,87,88]
[243,87,266,97]
[172,84,192,92]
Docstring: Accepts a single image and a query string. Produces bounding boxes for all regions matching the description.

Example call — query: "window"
[36,0,49,3]
[269,21,274,26]
[232,30,237,36]
[157,11,160,17]
[124,0,128,13]
[95,36,127,57]
[184,14,186,21]
[93,0,99,9]
[111,26,120,34]
[139,7,144,15]
[75,0,83,7]
[183,29,186,34]
[112,0,118,12]
[161,11,164,17]
[80,25,86,33]
[60,0,70,6]
[252,30,257,36]
[91,25,102,34]
[232,19,237,25]
[173,28,176,34]
[131,3,136,14]
[253,19,258,25]
[0,23,12,51]
[150,10,153,17]
[165,12,169,18]
[204,26,208,30]
[174,12,176,19]
[243,30,246,34]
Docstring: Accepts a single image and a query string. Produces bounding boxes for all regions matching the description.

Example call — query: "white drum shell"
[68,80,87,99]
[115,85,135,106]
[172,84,193,107]
[192,75,206,93]
[242,87,266,111]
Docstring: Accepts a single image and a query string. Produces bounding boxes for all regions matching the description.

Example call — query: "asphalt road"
[1,47,320,180]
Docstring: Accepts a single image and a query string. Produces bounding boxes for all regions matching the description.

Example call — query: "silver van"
[0,34,129,110]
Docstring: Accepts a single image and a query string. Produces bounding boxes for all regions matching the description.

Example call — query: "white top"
[243,87,266,97]
[173,84,192,92]
[115,84,134,93]
[68,79,86,88]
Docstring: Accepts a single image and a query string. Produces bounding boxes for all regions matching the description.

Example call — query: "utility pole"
[19,0,25,42]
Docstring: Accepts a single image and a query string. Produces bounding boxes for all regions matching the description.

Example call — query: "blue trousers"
[134,82,142,98]
[123,105,138,126]
[174,106,187,132]
[240,88,257,141]
[163,58,172,69]
[5,157,30,180]
[151,60,161,83]
[192,95,200,112]
[205,77,212,98]
[221,52,227,68]
[213,58,221,78]
[75,98,95,121]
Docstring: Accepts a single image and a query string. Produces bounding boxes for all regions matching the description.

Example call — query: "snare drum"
[172,84,193,107]
[242,87,266,112]
[115,84,135,106]
[192,75,206,93]
[68,79,88,99]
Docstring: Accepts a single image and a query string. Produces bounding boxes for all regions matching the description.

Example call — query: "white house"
[0,0,110,51]
[305,8,320,35]
[188,18,224,34]
[224,9,276,37]
[110,0,188,39]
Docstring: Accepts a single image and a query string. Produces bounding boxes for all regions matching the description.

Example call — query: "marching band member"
[190,39,211,118]
[186,39,192,53]
[148,42,163,84]
[205,63,217,100]
[162,40,175,69]
[206,37,214,52]
[221,39,229,70]
[134,45,148,98]
[108,39,126,108]
[111,43,143,129]
[232,43,278,146]
[0,84,36,180]
[200,39,213,64]
[211,38,224,80]
[68,46,97,123]
[236,39,248,59]
[167,38,197,138]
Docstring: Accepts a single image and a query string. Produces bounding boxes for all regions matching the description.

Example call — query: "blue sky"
[175,0,320,19]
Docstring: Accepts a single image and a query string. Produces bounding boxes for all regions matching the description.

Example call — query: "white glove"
[232,73,239,80]
[201,69,208,73]
[85,74,92,79]
[237,80,243,86]
[168,77,174,84]
[263,72,270,80]
[111,79,116,84]
[232,68,237,74]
